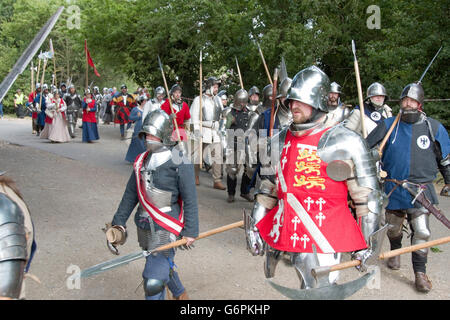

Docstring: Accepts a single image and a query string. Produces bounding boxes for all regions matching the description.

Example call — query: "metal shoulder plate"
[0,194,27,262]
[317,124,379,190]
[260,128,288,177]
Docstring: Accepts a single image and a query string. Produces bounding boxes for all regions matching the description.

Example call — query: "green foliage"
[0,0,448,127]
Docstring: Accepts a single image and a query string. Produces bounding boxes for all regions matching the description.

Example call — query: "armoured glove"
[244,209,265,256]
[351,248,373,273]
[103,223,127,255]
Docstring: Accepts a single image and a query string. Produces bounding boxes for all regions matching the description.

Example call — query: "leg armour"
[407,208,431,255]
[143,278,165,297]
[291,252,341,289]
[264,248,282,278]
[386,210,406,240]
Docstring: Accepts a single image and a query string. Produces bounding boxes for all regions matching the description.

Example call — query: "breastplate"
[140,150,173,212]
[202,96,221,121]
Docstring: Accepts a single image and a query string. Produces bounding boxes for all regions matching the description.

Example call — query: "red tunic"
[160,99,190,141]
[256,128,367,254]
[28,92,38,119]
[82,99,97,123]
[113,94,136,124]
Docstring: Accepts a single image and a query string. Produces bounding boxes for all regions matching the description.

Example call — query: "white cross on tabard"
[315,198,326,211]
[281,156,287,170]
[301,234,310,249]
[291,216,301,231]
[291,233,300,247]
[283,141,291,155]
[304,197,314,211]
[315,212,326,227]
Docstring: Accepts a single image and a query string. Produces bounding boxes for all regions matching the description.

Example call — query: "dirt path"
[0,118,448,300]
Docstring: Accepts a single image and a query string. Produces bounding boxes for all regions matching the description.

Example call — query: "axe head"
[268,270,376,300]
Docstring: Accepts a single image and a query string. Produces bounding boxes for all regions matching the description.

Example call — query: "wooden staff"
[377,112,401,158]
[157,56,182,142]
[235,57,244,89]
[38,59,48,110]
[257,43,273,86]
[85,39,89,90]
[151,220,244,253]
[31,61,34,94]
[269,68,279,137]
[313,236,450,275]
[36,54,42,87]
[199,51,203,169]
[352,40,367,138]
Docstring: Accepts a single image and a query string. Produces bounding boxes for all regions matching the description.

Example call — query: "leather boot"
[195,176,200,185]
[387,256,401,270]
[213,181,226,190]
[414,272,432,293]
[240,193,253,202]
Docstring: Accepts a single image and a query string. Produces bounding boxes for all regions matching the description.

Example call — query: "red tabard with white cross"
[256,128,367,254]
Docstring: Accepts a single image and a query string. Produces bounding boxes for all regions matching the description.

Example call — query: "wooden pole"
[158,56,182,143]
[269,68,279,137]
[257,43,273,86]
[151,220,244,253]
[377,112,401,158]
[85,39,88,90]
[38,59,48,109]
[352,40,367,138]
[315,236,450,274]
[235,57,244,89]
[199,51,203,169]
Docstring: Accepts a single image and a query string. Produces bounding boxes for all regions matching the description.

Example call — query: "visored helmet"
[400,82,424,106]
[139,109,175,146]
[366,82,388,100]
[248,86,260,97]
[329,82,342,94]
[285,65,330,112]
[155,86,166,97]
[233,89,248,111]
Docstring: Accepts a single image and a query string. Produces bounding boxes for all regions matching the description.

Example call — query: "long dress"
[48,98,71,143]
[82,98,100,142]
[39,96,53,139]
[125,106,146,162]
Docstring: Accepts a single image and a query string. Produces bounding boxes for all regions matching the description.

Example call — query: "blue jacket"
[112,150,199,238]
[367,115,450,210]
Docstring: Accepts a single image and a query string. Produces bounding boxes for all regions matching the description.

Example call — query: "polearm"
[85,39,88,90]
[312,236,450,276]
[157,55,182,142]
[269,68,279,137]
[30,61,34,94]
[235,57,244,89]
[79,220,244,278]
[199,51,203,169]
[352,40,367,138]
[257,43,273,86]
[36,53,41,86]
[38,58,48,111]
[50,39,57,87]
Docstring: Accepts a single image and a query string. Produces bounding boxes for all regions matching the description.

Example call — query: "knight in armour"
[107,109,199,300]
[245,66,384,294]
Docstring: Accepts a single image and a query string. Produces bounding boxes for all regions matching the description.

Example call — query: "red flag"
[85,39,100,77]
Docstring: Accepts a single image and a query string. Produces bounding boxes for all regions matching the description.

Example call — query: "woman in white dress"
[48,90,71,143]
